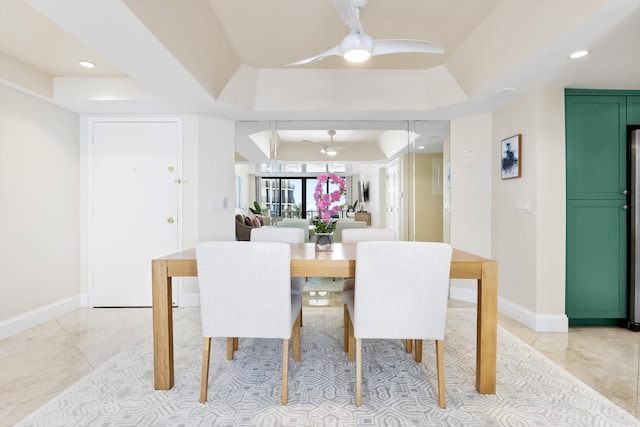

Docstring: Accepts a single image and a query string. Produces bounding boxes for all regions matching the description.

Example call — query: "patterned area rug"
[17,308,639,426]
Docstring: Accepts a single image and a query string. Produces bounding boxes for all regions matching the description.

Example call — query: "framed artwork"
[501,134,521,179]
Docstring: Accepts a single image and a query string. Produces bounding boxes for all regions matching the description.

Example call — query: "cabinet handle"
[622,205,629,210]
[622,190,629,195]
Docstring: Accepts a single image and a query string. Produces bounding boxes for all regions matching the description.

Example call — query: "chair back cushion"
[196,241,293,339]
[275,219,310,242]
[334,220,367,243]
[354,241,452,340]
[250,226,304,244]
[342,228,395,243]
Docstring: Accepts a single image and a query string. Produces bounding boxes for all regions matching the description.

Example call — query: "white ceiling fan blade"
[371,39,444,56]
[286,45,342,66]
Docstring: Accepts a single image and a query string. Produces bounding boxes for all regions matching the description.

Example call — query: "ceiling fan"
[287,0,444,66]
[304,130,341,156]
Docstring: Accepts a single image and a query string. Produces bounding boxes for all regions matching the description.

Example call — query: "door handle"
[622,205,628,210]
[167,217,175,224]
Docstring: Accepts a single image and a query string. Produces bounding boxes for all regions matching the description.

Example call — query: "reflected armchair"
[333,220,367,243]
[276,219,311,243]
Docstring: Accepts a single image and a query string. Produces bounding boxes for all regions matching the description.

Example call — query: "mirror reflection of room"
[234,120,449,243]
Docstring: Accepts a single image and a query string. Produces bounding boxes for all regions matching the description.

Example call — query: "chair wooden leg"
[415,339,423,363]
[436,340,446,408]
[226,338,235,360]
[356,338,362,407]
[348,316,355,362]
[282,338,289,405]
[233,337,238,350]
[406,339,413,354]
[343,304,349,352]
[293,312,301,362]
[199,337,211,403]
[299,307,303,327]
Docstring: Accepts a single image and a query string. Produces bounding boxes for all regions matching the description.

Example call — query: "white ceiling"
[2,0,640,162]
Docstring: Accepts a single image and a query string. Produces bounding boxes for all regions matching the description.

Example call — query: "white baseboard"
[0,295,81,340]
[449,285,568,333]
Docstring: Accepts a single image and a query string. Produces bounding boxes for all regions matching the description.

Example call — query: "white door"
[92,121,180,307]
[386,160,401,239]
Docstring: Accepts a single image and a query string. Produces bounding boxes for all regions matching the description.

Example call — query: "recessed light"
[78,60,95,68]
[569,50,589,59]
[494,87,517,97]
[418,146,425,150]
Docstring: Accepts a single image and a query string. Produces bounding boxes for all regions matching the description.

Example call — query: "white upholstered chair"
[333,220,367,243]
[250,227,306,294]
[196,241,302,405]
[251,226,306,324]
[276,219,310,243]
[343,241,452,407]
[341,227,396,351]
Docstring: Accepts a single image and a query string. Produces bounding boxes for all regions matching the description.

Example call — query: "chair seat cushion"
[342,278,355,295]
[291,277,305,294]
[343,289,354,315]
[291,292,303,321]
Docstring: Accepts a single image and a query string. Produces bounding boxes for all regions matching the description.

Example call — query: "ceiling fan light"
[344,48,371,62]
[326,149,337,156]
[341,32,373,63]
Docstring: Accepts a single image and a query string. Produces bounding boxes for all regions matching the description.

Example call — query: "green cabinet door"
[628,96,640,125]
[566,95,627,200]
[566,200,627,324]
[565,93,628,325]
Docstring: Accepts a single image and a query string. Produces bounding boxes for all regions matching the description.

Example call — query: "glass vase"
[315,232,334,252]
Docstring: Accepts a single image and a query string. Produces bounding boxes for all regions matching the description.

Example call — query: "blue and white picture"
[501,134,521,179]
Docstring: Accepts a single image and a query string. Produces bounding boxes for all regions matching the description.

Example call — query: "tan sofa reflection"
[235,214,262,241]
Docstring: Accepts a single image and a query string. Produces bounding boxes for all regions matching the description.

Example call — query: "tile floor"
[1,281,639,426]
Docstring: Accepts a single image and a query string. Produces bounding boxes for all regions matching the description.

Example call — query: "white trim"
[499,297,569,333]
[449,284,477,303]
[449,285,569,333]
[0,295,81,340]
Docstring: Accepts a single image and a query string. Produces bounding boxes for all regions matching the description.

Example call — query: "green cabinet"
[565,92,628,325]
[628,96,640,125]
[566,95,627,199]
[566,200,627,322]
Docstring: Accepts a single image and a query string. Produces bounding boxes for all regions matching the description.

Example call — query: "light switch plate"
[515,199,531,213]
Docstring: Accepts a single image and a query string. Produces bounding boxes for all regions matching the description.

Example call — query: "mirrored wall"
[234,120,449,242]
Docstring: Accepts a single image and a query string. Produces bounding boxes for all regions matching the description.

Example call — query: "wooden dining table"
[151,243,498,394]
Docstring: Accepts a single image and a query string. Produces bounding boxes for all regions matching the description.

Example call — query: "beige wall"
[491,88,566,328]
[356,164,383,228]
[0,83,568,334]
[0,84,80,323]
[415,153,443,242]
[449,88,567,331]
[450,114,493,257]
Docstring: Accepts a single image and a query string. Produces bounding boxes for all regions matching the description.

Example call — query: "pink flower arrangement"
[313,173,346,233]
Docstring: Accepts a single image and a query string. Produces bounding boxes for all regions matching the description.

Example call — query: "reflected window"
[260,178,302,219]
[259,176,349,220]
